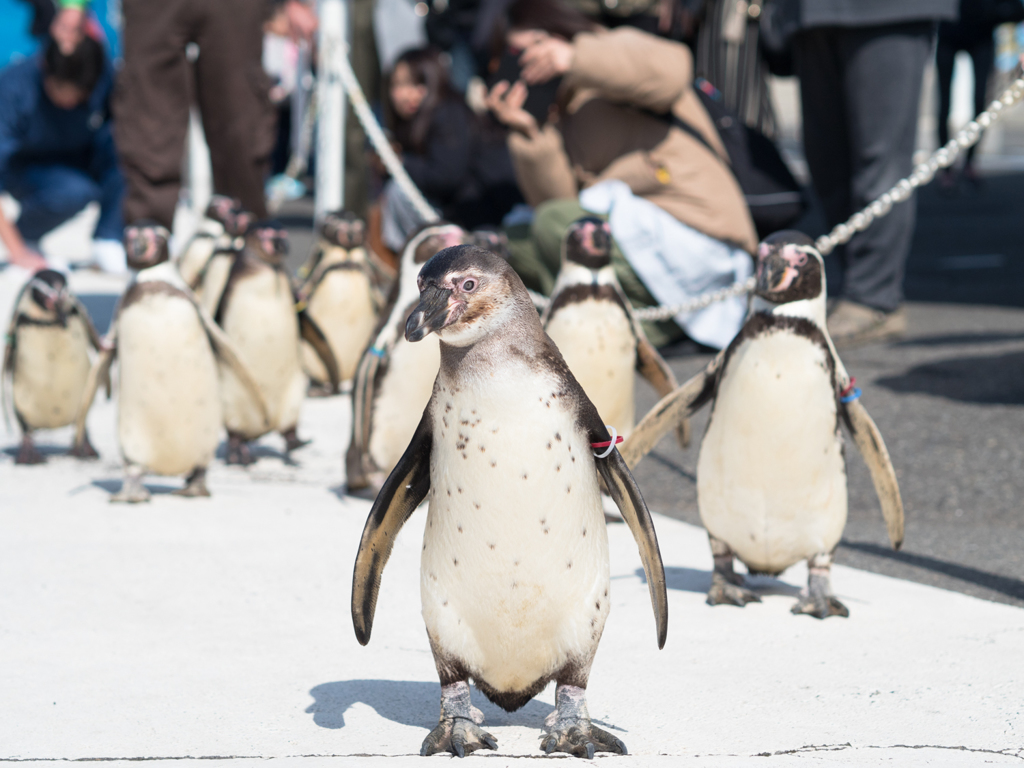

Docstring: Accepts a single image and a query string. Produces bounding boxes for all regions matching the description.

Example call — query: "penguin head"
[563,216,612,270]
[469,229,510,261]
[26,269,71,325]
[403,223,467,268]
[321,210,366,249]
[124,221,171,271]
[406,244,527,347]
[246,221,289,265]
[205,196,252,238]
[754,231,824,305]
[205,195,241,226]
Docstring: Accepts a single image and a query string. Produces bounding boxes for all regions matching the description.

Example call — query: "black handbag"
[667,77,806,238]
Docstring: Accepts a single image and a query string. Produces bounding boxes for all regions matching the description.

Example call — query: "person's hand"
[486,80,539,138]
[284,0,318,42]
[518,36,573,85]
[368,149,388,178]
[50,6,86,54]
[8,243,48,272]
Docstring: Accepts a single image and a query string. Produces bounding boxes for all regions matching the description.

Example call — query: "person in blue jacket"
[0,34,125,272]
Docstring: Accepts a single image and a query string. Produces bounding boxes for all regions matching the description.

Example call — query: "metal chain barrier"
[329,50,1024,318]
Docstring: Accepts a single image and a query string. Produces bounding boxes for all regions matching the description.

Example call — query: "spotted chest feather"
[420,360,610,695]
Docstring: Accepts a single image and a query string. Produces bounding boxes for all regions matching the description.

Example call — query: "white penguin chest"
[420,364,610,692]
[220,268,305,434]
[117,293,222,475]
[12,318,92,429]
[698,330,847,572]
[368,331,439,473]
[545,299,636,437]
[304,268,376,382]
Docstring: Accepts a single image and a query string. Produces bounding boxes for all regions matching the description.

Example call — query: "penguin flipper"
[843,397,904,550]
[69,298,112,399]
[346,346,380,489]
[74,343,116,450]
[634,334,690,448]
[620,351,724,469]
[1,325,15,433]
[298,310,341,393]
[194,303,272,431]
[351,409,432,645]
[595,448,668,649]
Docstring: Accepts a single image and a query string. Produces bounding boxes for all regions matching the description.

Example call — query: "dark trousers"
[114,0,276,228]
[3,143,125,243]
[794,22,934,312]
[936,29,995,164]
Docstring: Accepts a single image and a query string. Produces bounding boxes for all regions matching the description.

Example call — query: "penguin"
[175,195,253,296]
[295,211,384,390]
[74,222,270,502]
[620,231,904,618]
[211,221,339,465]
[2,270,104,463]
[351,244,667,758]
[542,217,690,449]
[345,222,468,493]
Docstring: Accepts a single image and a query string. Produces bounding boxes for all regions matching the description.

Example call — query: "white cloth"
[579,180,752,350]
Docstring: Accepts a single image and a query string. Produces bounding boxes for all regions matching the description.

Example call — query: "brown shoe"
[826,300,907,349]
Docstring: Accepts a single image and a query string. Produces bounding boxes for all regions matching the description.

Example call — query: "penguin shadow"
[2,442,75,462]
[876,350,1024,405]
[306,680,556,730]
[214,441,298,466]
[635,567,802,598]
[90,478,185,496]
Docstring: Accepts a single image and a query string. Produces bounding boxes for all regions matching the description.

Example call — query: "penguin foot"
[540,718,626,758]
[306,382,333,398]
[281,428,311,453]
[225,435,255,466]
[68,433,99,460]
[111,468,151,504]
[15,436,45,465]
[791,594,849,619]
[539,683,626,758]
[420,717,498,758]
[174,468,211,498]
[706,572,762,607]
[791,553,848,618]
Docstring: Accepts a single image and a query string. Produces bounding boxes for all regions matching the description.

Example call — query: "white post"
[315,0,348,221]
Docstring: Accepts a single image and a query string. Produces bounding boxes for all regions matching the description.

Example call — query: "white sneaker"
[92,239,127,273]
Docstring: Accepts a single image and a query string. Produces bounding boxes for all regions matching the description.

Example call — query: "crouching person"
[0,34,125,273]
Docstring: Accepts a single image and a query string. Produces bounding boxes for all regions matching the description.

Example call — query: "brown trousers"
[114,0,276,228]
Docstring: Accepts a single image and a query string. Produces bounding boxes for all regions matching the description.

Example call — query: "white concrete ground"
[1,340,1022,766]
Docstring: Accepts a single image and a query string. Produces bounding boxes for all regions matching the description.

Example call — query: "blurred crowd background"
[1,0,1023,348]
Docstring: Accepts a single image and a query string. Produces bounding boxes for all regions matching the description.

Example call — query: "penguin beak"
[406,284,454,342]
[755,251,799,296]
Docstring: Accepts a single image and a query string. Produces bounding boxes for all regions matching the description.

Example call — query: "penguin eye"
[460,278,477,293]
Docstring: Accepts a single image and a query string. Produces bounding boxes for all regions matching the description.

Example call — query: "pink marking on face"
[757,242,773,260]
[781,244,809,268]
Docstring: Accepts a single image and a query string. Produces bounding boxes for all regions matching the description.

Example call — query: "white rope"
[336,43,440,224]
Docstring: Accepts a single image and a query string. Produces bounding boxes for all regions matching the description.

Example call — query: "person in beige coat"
[487,0,757,345]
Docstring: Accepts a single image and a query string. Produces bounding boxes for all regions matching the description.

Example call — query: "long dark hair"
[384,47,460,156]
[506,0,595,40]
[44,35,105,94]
